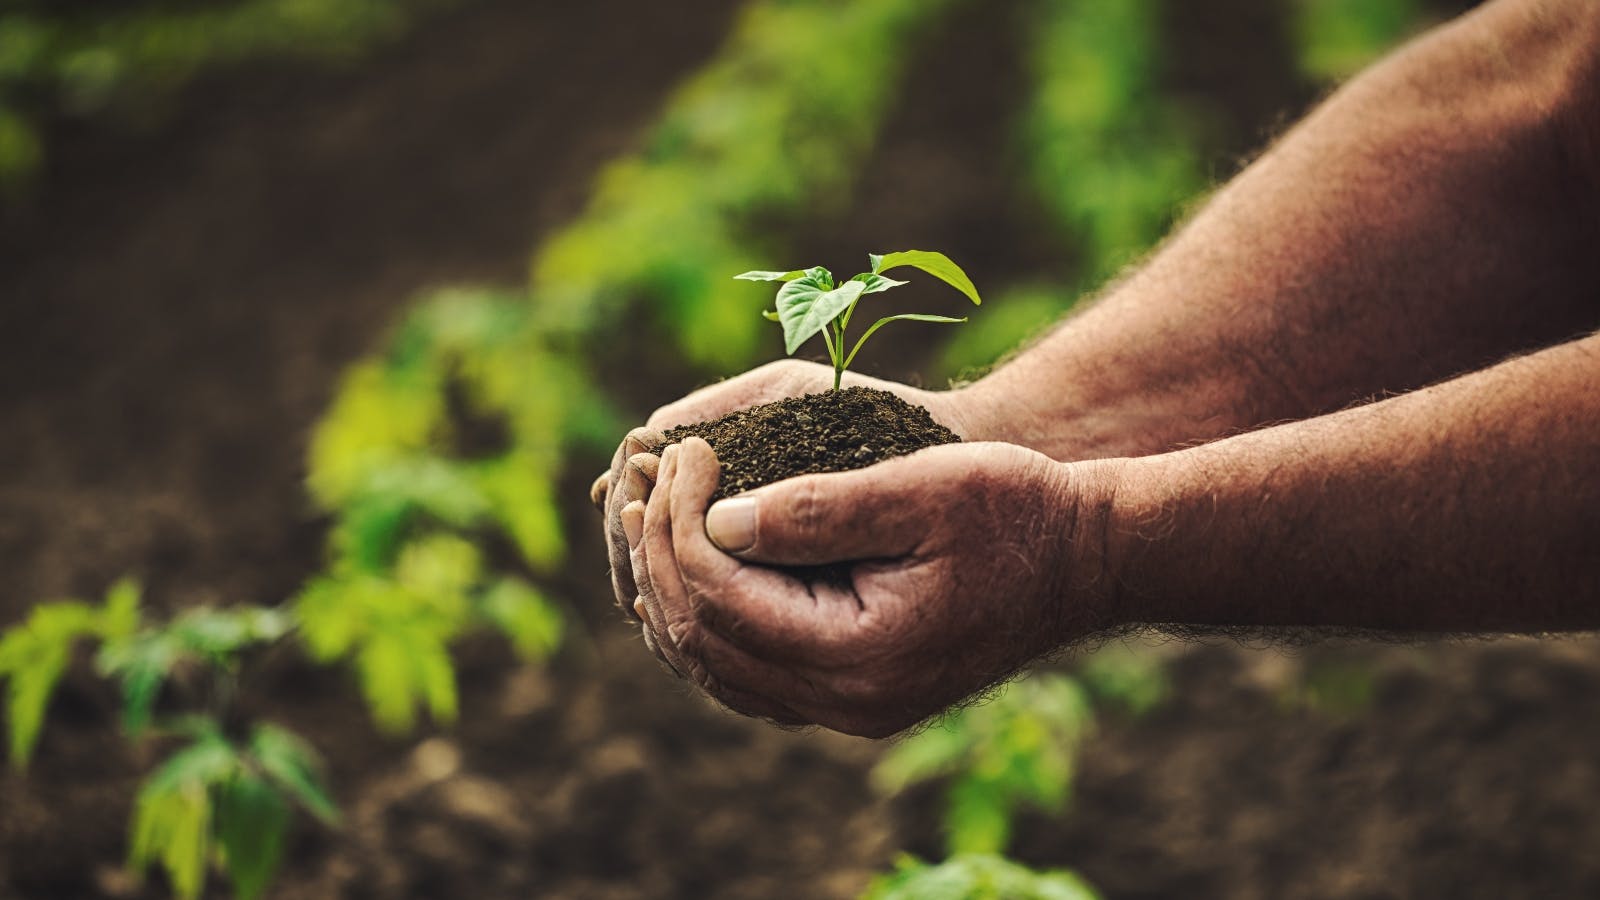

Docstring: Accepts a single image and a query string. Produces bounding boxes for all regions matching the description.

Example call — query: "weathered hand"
[626,436,1122,738]
[590,360,981,627]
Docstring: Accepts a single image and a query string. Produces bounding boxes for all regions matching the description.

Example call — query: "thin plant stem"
[831,320,845,390]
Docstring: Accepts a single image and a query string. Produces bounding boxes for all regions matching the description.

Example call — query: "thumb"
[704,466,929,566]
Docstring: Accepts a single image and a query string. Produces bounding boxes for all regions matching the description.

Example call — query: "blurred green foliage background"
[0,0,1456,896]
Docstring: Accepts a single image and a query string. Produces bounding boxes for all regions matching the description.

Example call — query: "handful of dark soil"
[664,386,960,502]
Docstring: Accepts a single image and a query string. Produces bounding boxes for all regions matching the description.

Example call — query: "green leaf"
[215,772,290,900]
[250,724,339,824]
[0,601,102,769]
[99,578,143,640]
[171,607,293,661]
[797,265,833,289]
[869,250,983,305]
[144,730,239,793]
[335,456,492,571]
[480,578,564,662]
[394,534,482,598]
[761,310,780,322]
[97,633,176,736]
[357,633,420,733]
[945,775,1013,856]
[843,314,968,371]
[849,272,911,294]
[733,269,804,282]
[416,636,459,726]
[97,605,293,736]
[775,277,866,354]
[873,723,969,794]
[130,781,212,900]
[6,657,64,769]
[131,731,239,900]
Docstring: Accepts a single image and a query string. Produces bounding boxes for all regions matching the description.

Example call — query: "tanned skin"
[591,0,1600,737]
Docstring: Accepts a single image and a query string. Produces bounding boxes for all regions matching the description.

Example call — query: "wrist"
[1041,456,1136,645]
[1089,450,1196,632]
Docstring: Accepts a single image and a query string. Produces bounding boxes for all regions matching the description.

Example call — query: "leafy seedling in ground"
[736,250,982,390]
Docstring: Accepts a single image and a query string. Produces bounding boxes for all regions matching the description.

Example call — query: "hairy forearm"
[961,0,1600,461]
[1104,330,1600,635]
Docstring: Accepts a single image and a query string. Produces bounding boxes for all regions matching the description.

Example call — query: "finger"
[702,461,932,566]
[668,438,868,668]
[642,445,697,677]
[604,429,665,611]
[617,453,660,506]
[605,429,664,511]
[632,542,685,678]
[652,557,814,727]
[681,632,811,726]
[636,600,679,676]
[629,493,684,676]
[621,500,645,552]
[590,471,610,511]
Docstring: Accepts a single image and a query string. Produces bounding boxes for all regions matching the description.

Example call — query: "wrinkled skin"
[587,361,1115,734]
[589,359,980,623]
[628,437,1118,738]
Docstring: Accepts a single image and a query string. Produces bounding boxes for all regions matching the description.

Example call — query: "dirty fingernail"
[621,500,645,549]
[632,597,648,622]
[705,498,757,553]
[627,452,660,483]
[590,472,611,510]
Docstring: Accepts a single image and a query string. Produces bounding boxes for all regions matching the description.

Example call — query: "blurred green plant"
[0,577,139,768]
[0,0,461,188]
[531,0,963,368]
[942,0,1204,378]
[874,674,1097,857]
[1076,641,1168,717]
[0,579,337,900]
[1295,0,1425,82]
[866,646,1166,896]
[1022,0,1203,287]
[863,853,1100,900]
[298,533,561,732]
[303,288,591,730]
[97,604,293,736]
[129,718,337,900]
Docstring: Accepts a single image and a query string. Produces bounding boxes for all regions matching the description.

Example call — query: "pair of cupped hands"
[590,360,1124,738]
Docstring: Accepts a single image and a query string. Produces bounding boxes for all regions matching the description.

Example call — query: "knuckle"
[682,655,719,696]
[786,479,828,545]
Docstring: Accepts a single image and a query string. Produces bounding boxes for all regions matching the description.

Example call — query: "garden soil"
[664,388,961,502]
[9,0,1597,898]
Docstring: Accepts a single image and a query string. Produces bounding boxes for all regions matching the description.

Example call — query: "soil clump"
[664,387,960,501]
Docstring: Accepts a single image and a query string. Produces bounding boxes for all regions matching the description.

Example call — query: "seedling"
[129,717,338,900]
[736,250,981,390]
[873,673,1095,857]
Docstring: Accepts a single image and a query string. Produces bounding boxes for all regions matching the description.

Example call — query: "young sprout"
[735,250,982,390]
